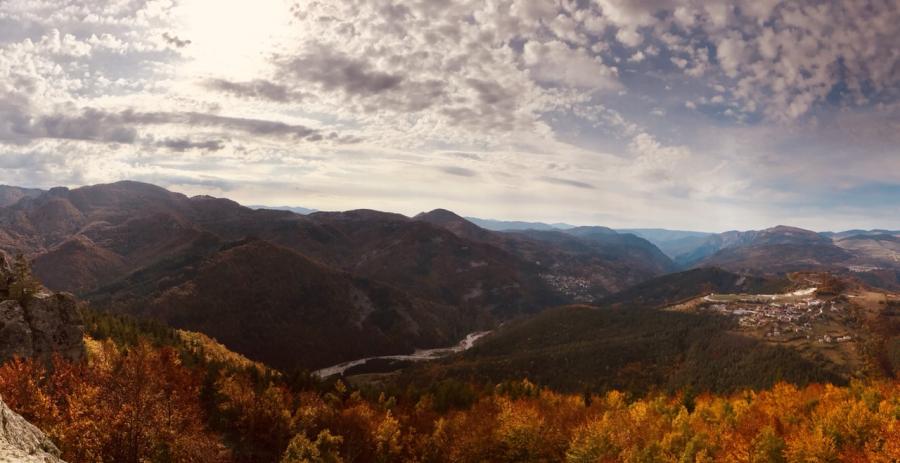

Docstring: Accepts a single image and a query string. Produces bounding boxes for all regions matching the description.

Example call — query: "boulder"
[0,252,84,364]
[0,251,10,294]
[0,395,65,462]
[21,292,84,363]
[0,301,32,360]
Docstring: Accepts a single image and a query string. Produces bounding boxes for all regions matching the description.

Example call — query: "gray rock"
[0,395,65,462]
[0,251,10,295]
[0,301,32,360]
[21,293,84,362]
[0,254,84,364]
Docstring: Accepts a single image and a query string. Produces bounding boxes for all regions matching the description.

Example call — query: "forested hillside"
[1,334,897,462]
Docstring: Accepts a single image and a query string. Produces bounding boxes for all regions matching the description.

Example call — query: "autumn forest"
[0,309,896,463]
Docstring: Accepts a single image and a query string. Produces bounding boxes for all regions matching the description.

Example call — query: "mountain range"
[452,214,900,284]
[0,182,671,370]
[1,181,898,371]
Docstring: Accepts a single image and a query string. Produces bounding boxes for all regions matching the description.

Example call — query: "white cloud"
[615,27,643,47]
[716,34,747,78]
[523,40,620,90]
[0,0,898,230]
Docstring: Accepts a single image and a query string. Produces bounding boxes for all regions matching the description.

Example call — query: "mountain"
[414,209,495,242]
[667,226,847,270]
[0,182,588,368]
[616,228,712,243]
[22,181,893,376]
[823,229,900,240]
[416,209,676,300]
[140,239,478,370]
[465,217,574,231]
[0,186,43,208]
[300,209,564,316]
[833,233,900,267]
[615,228,713,259]
[599,267,790,308]
[537,226,676,275]
[694,226,854,273]
[0,184,564,319]
[247,205,317,214]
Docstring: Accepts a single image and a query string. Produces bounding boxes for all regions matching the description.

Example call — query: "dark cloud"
[435,78,520,131]
[158,137,225,152]
[120,110,321,139]
[278,45,404,95]
[0,97,137,144]
[162,32,191,48]
[539,176,595,189]
[466,78,515,108]
[38,108,139,144]
[0,96,358,146]
[438,166,477,177]
[204,79,305,103]
[446,152,483,160]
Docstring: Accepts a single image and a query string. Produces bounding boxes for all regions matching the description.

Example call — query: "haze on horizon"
[0,0,898,232]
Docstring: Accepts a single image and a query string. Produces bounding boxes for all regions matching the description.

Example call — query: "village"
[694,288,857,344]
[540,273,596,302]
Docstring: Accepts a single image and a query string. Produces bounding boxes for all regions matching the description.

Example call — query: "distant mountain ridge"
[466,217,575,231]
[416,209,676,300]
[247,204,317,214]
[0,185,44,208]
[0,181,673,370]
[1,180,898,369]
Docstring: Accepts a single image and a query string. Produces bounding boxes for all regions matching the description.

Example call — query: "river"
[313,330,492,378]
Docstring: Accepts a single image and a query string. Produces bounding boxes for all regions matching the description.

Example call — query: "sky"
[0,0,898,232]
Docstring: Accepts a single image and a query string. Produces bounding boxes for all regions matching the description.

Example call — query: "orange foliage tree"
[1,339,899,463]
[0,341,224,462]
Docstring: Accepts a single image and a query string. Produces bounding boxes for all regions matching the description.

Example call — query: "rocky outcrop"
[0,396,64,462]
[18,293,84,362]
[0,250,84,363]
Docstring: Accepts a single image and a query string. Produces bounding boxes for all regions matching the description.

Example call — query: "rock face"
[0,251,84,363]
[0,395,64,462]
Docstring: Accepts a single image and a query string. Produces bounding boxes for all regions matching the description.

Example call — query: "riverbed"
[313,331,492,378]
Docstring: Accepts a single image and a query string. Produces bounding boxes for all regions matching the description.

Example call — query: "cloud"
[120,110,320,139]
[523,40,620,90]
[439,166,477,177]
[595,0,662,28]
[539,176,595,189]
[1,0,899,231]
[157,138,225,152]
[627,132,690,183]
[0,98,137,145]
[162,32,191,48]
[0,99,348,146]
[278,45,403,95]
[203,79,305,103]
[715,34,747,78]
[615,28,643,48]
[445,152,483,160]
